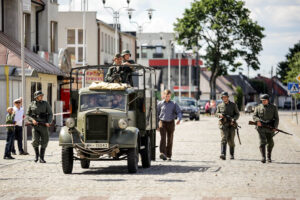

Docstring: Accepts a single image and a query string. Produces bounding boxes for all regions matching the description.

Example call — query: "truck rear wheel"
[62,147,73,174]
[127,145,138,173]
[80,159,90,169]
[141,136,151,168]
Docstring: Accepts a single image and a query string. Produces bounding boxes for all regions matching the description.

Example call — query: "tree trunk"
[209,64,219,100]
[209,73,217,100]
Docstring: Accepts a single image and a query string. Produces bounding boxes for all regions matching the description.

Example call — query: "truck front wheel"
[127,145,139,173]
[62,147,74,174]
[141,136,151,168]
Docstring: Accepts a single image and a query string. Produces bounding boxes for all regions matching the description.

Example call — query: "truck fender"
[111,127,139,148]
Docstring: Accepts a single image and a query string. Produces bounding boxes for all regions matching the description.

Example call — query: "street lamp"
[102,0,131,54]
[127,8,155,64]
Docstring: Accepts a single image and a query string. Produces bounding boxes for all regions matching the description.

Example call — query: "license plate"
[85,143,109,148]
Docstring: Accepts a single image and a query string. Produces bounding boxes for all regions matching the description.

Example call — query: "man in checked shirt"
[157,89,182,161]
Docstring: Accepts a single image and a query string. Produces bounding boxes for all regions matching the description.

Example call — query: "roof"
[254,75,288,96]
[97,19,136,39]
[31,0,45,6]
[225,74,257,95]
[149,59,203,67]
[200,71,236,95]
[0,32,65,76]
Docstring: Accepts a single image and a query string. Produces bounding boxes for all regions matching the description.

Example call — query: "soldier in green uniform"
[121,49,135,86]
[216,92,240,160]
[105,53,123,83]
[26,91,53,163]
[253,94,279,163]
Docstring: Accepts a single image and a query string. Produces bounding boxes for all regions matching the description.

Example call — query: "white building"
[137,32,175,65]
[58,11,136,67]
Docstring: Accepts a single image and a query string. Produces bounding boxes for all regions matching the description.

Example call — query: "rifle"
[220,114,242,145]
[248,121,293,136]
[25,122,50,127]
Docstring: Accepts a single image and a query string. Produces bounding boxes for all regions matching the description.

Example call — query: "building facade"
[0,0,64,134]
[58,11,136,67]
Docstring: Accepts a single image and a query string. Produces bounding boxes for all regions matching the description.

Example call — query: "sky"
[58,0,300,78]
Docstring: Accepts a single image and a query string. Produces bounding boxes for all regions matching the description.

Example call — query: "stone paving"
[0,112,299,200]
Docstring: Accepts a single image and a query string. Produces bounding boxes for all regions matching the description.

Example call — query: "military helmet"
[121,49,131,57]
[114,53,121,59]
[260,94,269,100]
[221,91,229,97]
[34,91,44,99]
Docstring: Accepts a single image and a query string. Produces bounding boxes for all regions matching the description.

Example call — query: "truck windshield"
[80,93,126,111]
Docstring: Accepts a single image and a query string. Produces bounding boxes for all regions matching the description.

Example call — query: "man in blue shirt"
[157,89,182,161]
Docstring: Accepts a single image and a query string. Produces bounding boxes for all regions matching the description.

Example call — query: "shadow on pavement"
[237,159,262,162]
[271,161,300,165]
[238,159,300,165]
[72,164,219,175]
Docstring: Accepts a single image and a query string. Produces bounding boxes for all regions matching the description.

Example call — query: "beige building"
[58,11,136,67]
[0,0,65,134]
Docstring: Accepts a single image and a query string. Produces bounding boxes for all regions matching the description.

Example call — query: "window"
[50,21,58,52]
[50,0,58,3]
[107,35,111,54]
[31,82,42,101]
[104,34,107,53]
[110,37,113,54]
[113,38,115,54]
[67,29,85,65]
[24,14,31,49]
[47,83,53,107]
[126,43,129,51]
[155,46,162,53]
[101,32,104,52]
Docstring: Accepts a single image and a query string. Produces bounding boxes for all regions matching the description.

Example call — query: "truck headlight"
[118,118,128,129]
[66,118,75,128]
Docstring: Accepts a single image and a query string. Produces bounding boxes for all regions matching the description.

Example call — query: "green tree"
[285,52,300,99]
[277,41,300,83]
[174,0,264,99]
[234,86,243,110]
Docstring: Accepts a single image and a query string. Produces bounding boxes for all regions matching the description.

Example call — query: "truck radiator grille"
[86,115,108,141]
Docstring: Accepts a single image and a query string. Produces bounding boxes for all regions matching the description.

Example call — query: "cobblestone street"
[0,112,300,200]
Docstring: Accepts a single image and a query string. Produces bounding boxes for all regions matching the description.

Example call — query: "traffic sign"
[288,82,299,94]
[297,74,300,82]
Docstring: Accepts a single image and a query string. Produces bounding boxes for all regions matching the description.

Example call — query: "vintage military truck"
[59,65,157,174]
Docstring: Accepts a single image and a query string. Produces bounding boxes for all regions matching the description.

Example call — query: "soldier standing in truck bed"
[121,49,135,86]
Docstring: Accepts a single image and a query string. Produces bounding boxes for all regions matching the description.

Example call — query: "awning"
[0,32,65,76]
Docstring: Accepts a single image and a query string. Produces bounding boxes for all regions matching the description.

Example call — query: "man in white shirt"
[12,98,28,155]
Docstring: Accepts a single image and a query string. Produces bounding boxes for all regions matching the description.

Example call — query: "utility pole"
[20,0,27,153]
[178,52,181,100]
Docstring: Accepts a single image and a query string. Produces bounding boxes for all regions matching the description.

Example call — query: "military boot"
[267,147,272,163]
[230,147,234,160]
[39,148,46,163]
[34,147,39,163]
[220,144,226,160]
[259,146,266,163]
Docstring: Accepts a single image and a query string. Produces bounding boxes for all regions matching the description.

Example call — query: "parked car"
[198,100,209,114]
[177,98,200,120]
[244,102,258,113]
[284,101,300,109]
